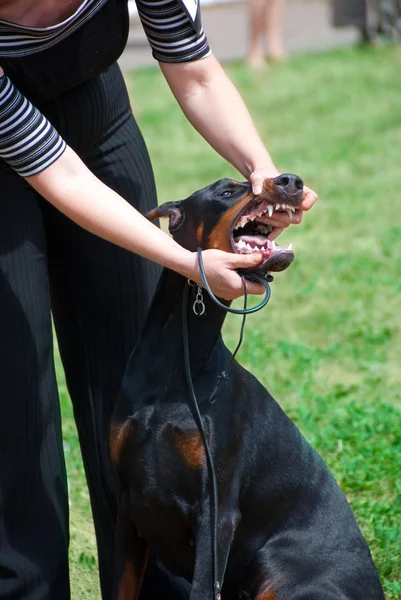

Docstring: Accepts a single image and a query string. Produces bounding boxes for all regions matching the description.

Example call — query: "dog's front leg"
[113,508,150,600]
[190,507,240,600]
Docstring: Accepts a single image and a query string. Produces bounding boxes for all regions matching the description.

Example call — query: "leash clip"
[193,285,206,317]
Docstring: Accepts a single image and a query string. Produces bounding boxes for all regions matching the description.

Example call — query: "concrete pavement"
[118,0,359,71]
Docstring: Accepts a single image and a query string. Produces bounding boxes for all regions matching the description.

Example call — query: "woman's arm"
[0,65,264,299]
[160,55,318,235]
[29,145,267,301]
[131,1,317,235]
[161,55,278,183]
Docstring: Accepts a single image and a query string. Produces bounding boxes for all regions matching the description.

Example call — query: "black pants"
[0,63,190,600]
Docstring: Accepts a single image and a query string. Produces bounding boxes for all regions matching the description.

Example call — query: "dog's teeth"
[287,243,293,251]
[275,203,280,210]
[291,206,296,212]
[267,205,273,218]
[272,241,277,251]
[286,209,293,220]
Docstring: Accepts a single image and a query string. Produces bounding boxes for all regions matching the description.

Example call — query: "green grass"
[60,44,401,598]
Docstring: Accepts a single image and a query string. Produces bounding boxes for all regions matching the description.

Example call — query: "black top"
[0,0,211,176]
[0,0,130,105]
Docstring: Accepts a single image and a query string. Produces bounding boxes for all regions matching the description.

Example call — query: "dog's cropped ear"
[146,201,185,234]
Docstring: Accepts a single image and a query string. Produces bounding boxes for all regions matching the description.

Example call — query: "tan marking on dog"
[255,589,277,600]
[146,207,160,222]
[207,195,252,251]
[261,179,280,197]
[109,421,133,466]
[196,222,204,245]
[116,561,137,600]
[174,430,206,468]
[116,547,149,600]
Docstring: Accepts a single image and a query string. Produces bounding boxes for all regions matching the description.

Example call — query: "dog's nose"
[274,173,304,192]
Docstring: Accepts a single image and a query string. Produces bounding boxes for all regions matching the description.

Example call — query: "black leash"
[197,247,273,315]
[181,248,273,599]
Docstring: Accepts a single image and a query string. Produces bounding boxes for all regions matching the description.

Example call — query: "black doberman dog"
[109,175,385,600]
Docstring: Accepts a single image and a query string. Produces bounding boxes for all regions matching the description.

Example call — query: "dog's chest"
[119,404,209,576]
[122,402,208,497]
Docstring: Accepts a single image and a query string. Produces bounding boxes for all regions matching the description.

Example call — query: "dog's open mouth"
[231,200,295,273]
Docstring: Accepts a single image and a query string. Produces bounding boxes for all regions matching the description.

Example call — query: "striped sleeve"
[135,0,211,63]
[0,73,66,177]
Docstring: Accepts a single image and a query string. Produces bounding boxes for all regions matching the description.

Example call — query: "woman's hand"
[250,168,318,241]
[187,249,266,301]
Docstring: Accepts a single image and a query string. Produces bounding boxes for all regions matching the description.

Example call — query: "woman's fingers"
[257,209,303,229]
[199,250,265,300]
[299,185,318,211]
[250,167,280,195]
[226,251,263,270]
[254,184,317,232]
[267,227,284,241]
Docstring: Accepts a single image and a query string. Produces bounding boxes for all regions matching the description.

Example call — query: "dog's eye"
[221,190,233,198]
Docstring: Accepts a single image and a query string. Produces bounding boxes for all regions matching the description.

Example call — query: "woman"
[331,0,371,43]
[332,0,401,43]
[0,1,317,598]
[248,0,287,67]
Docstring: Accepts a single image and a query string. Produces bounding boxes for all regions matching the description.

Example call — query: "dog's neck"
[140,268,229,370]
[116,268,230,415]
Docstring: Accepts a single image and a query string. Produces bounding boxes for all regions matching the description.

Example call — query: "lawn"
[59,44,401,599]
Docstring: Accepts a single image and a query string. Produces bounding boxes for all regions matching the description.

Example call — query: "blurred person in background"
[332,0,371,43]
[374,0,401,39]
[332,0,401,44]
[248,0,287,67]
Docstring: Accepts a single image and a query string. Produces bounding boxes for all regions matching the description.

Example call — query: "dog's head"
[146,174,303,273]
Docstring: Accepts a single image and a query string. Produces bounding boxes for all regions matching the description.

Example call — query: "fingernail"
[254,186,262,195]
